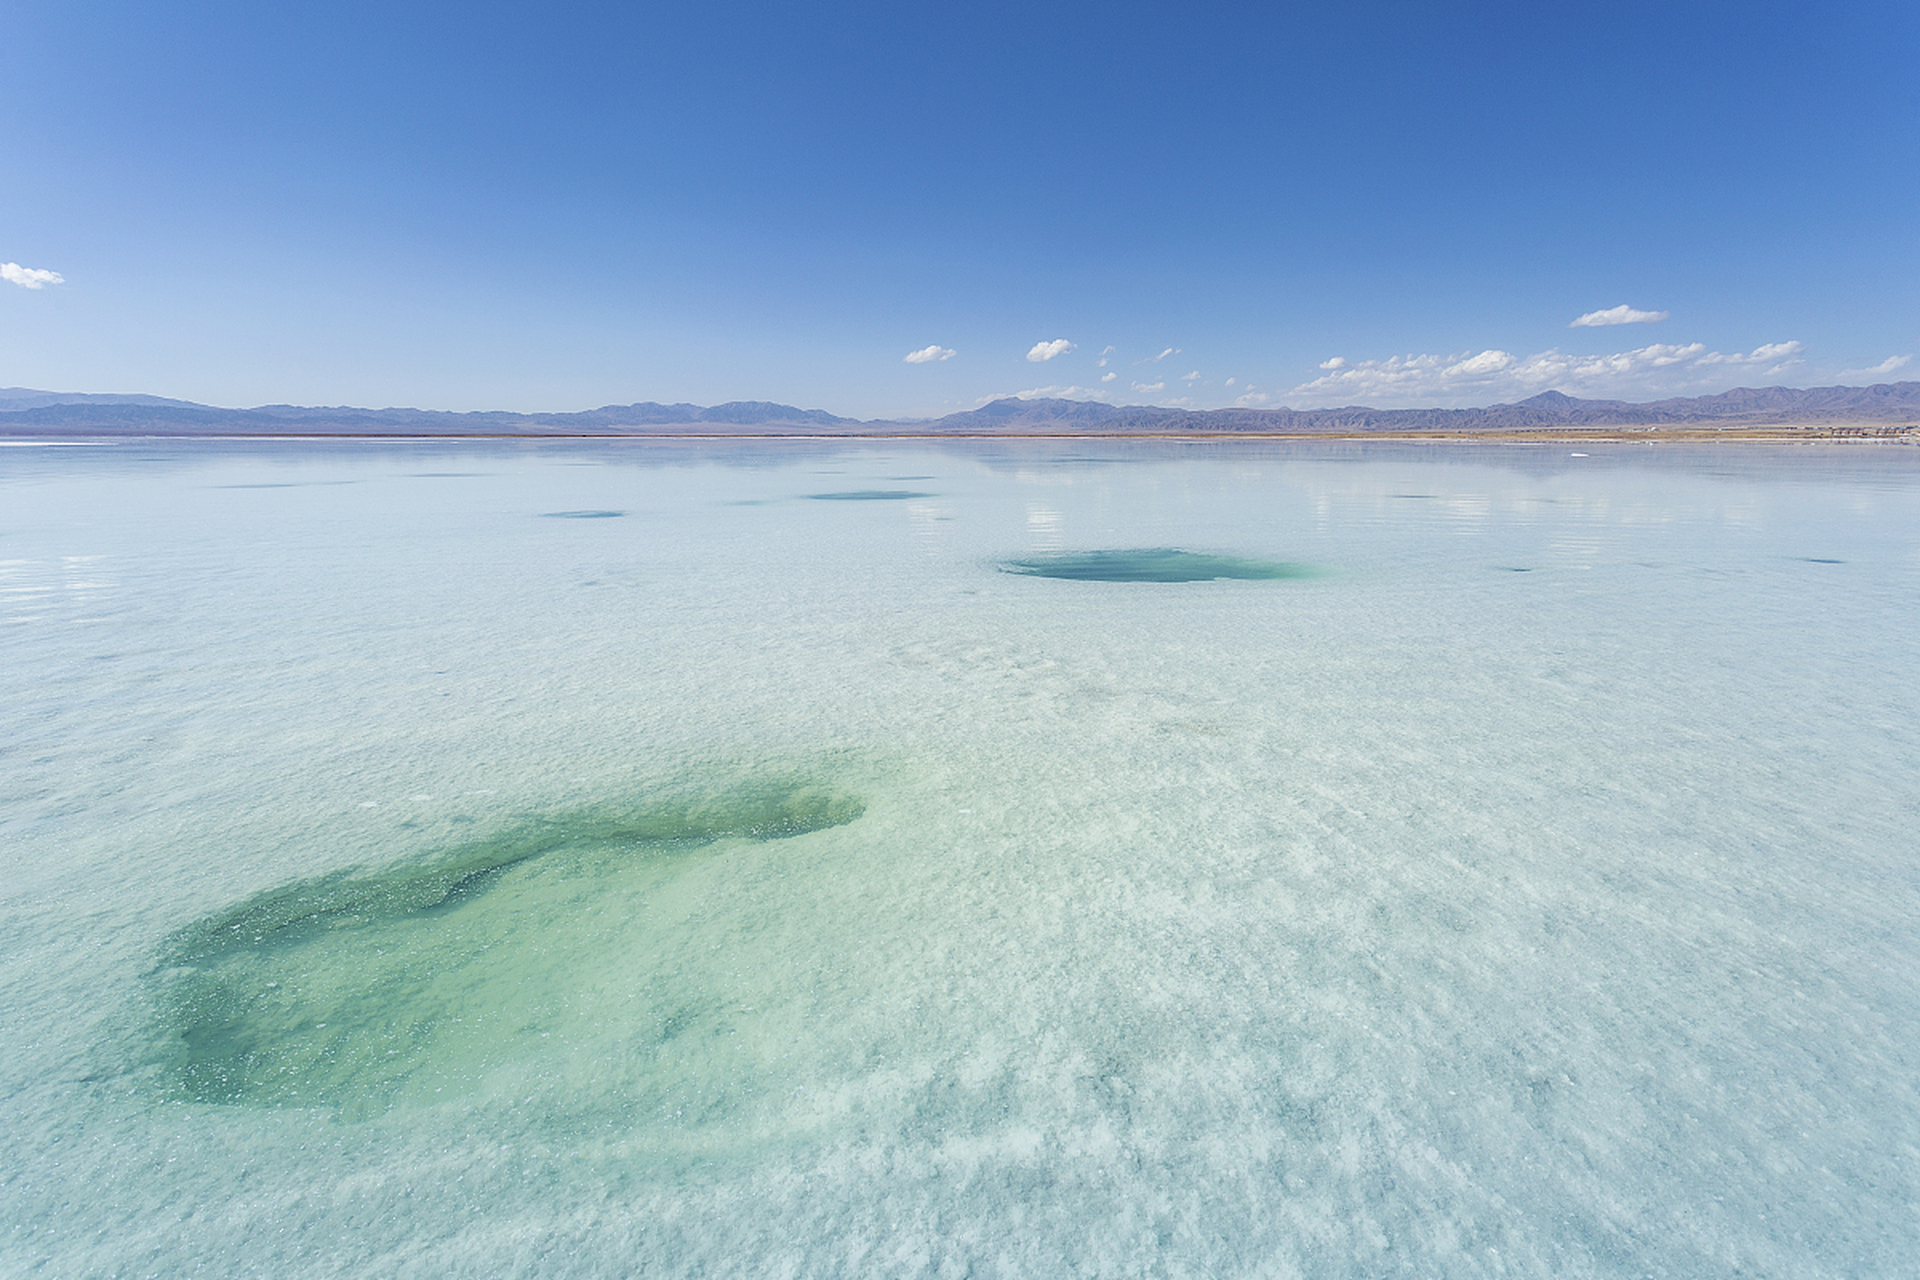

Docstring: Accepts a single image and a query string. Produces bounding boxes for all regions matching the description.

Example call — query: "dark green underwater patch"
[152,779,863,1113]
[211,481,358,489]
[999,548,1317,583]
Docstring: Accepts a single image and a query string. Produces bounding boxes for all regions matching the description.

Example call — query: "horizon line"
[4,377,1919,423]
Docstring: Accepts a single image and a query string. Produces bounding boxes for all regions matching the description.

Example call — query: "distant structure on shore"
[4,382,1918,439]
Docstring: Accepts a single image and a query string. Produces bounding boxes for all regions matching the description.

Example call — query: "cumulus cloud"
[1446,349,1516,375]
[1026,338,1076,362]
[3,262,64,289]
[1096,345,1114,367]
[1570,304,1669,327]
[1289,340,1806,408]
[1697,341,1801,366]
[1838,354,1913,378]
[1319,356,1346,369]
[977,384,1110,404]
[1181,370,1202,382]
[1137,347,1179,364]
[1132,380,1165,393]
[903,344,955,364]
[1101,371,1117,382]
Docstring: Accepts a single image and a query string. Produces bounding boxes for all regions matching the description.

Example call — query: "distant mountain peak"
[3,382,1916,437]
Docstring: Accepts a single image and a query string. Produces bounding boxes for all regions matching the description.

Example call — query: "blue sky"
[4,0,1916,418]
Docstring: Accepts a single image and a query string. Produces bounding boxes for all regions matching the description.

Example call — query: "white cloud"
[1096,345,1114,368]
[1137,347,1179,364]
[1696,341,1802,366]
[1319,356,1346,369]
[1181,370,1202,382]
[1101,371,1117,382]
[2,262,64,289]
[903,344,955,364]
[1288,340,1806,408]
[1838,354,1912,378]
[1570,304,1669,328]
[1026,338,1076,362]
[1132,380,1165,393]
[1225,377,1236,386]
[1447,349,1516,375]
[977,384,1110,403]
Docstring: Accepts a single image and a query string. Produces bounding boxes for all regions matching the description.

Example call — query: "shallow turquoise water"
[4,437,1919,1277]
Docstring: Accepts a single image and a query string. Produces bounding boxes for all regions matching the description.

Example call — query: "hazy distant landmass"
[0,390,856,434]
[2,382,1917,438]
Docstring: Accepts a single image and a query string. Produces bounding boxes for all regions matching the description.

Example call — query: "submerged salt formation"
[999,548,1316,582]
[152,779,864,1115]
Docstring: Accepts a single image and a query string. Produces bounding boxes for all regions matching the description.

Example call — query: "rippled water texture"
[5,438,1920,1277]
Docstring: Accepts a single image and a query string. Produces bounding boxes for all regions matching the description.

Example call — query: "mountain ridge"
[2,383,1916,436]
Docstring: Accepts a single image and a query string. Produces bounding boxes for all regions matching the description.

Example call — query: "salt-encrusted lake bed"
[4,437,1917,1277]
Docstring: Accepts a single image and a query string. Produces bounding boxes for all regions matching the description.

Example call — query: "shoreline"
[2,423,1916,445]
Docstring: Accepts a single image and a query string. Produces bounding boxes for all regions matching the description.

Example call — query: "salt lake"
[4,437,1918,1277]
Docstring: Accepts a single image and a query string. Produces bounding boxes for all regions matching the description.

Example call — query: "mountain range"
[2,382,1917,437]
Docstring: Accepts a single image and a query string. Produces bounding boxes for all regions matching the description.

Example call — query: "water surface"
[4,438,1919,1277]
